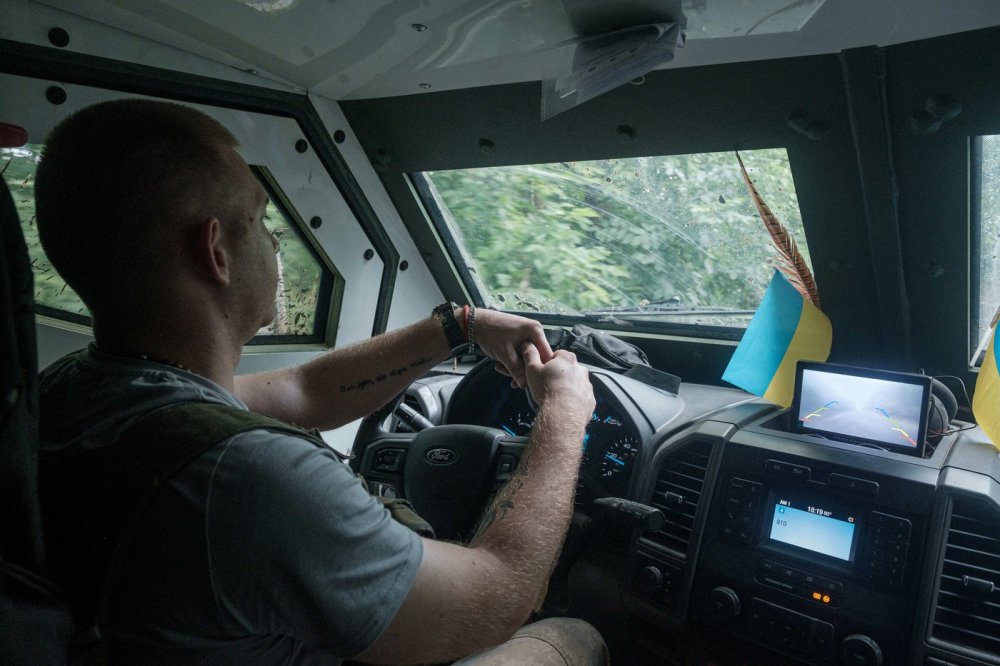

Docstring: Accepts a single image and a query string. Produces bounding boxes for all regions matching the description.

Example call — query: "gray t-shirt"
[39,345,422,664]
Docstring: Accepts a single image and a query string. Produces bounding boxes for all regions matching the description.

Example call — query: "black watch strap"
[432,302,466,351]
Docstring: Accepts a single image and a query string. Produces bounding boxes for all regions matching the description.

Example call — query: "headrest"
[0,122,28,148]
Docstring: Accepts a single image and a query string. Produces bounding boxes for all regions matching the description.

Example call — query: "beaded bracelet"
[466,305,477,354]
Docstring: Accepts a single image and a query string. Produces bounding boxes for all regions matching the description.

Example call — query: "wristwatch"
[432,302,466,353]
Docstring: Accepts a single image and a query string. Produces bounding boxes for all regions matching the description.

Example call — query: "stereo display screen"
[768,497,858,561]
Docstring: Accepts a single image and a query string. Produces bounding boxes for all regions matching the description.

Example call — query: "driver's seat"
[0,128,74,663]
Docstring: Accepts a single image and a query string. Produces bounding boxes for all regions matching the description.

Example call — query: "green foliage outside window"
[977,135,1000,358]
[2,144,88,319]
[258,196,324,338]
[424,148,809,327]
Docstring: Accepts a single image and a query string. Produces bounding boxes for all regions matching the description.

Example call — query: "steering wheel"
[350,379,527,542]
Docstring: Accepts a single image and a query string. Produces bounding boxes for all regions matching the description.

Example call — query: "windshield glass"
[419,148,810,329]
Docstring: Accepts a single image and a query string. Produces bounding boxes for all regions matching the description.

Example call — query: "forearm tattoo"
[339,356,432,393]
[471,458,529,543]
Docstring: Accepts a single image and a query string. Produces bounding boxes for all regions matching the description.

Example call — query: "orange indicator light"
[822,595,831,603]
[811,592,822,600]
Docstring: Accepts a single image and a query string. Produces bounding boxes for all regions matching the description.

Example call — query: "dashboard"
[367,360,1000,666]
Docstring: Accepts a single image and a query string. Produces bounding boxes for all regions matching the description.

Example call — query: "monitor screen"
[792,362,931,455]
[768,497,857,561]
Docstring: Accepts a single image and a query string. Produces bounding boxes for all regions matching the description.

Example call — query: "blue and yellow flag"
[723,270,832,407]
[973,321,1000,449]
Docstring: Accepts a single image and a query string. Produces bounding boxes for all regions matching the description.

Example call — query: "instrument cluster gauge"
[600,433,640,479]
[500,409,535,437]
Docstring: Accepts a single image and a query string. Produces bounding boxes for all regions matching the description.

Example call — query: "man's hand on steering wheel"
[472,309,553,389]
[521,344,595,417]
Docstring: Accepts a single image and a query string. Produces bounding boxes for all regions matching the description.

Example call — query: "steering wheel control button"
[495,453,518,483]
[374,448,405,472]
[497,454,515,475]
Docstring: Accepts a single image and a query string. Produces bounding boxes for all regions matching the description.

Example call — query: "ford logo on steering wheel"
[426,448,458,465]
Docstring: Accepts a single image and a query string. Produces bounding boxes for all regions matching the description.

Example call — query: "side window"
[2,143,89,323]
[251,166,339,344]
[973,134,1000,365]
[1,145,337,345]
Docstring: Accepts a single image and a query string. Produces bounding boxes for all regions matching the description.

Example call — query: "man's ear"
[198,217,231,286]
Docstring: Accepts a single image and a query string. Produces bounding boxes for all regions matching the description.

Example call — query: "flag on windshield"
[973,319,1000,449]
[723,270,832,407]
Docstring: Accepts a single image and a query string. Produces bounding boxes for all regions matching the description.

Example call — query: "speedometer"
[600,433,639,478]
[499,409,535,437]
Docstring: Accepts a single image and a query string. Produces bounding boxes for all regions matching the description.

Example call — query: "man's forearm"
[468,395,587,626]
[236,314,453,429]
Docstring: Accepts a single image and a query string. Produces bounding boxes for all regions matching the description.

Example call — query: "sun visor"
[540,6,686,121]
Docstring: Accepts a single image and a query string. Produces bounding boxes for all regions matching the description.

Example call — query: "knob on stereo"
[708,586,741,619]
[841,634,883,666]
[636,566,663,594]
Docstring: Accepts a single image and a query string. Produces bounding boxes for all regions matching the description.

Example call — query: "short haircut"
[35,98,240,313]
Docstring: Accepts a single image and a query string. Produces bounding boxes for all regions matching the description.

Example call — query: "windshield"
[419,148,810,330]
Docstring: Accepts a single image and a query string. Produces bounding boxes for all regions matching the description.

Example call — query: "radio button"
[828,473,880,495]
[870,512,911,540]
[871,548,905,565]
[870,536,905,553]
[788,464,811,480]
[764,459,787,474]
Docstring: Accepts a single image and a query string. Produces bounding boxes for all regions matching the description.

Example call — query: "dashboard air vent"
[930,496,1000,654]
[644,438,713,557]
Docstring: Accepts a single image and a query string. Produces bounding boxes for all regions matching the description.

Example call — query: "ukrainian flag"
[723,270,832,407]
[973,322,1000,449]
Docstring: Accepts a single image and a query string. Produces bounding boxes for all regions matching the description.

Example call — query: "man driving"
[34,99,605,665]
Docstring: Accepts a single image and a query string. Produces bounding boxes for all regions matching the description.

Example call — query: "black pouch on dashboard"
[546,324,681,395]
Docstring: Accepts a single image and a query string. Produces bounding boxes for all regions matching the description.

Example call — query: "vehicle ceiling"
[36,0,1000,101]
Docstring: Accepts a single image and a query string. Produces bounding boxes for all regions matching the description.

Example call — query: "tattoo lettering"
[339,356,434,392]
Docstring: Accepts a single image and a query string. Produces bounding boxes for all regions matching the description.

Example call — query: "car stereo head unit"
[768,495,859,563]
[791,362,931,457]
